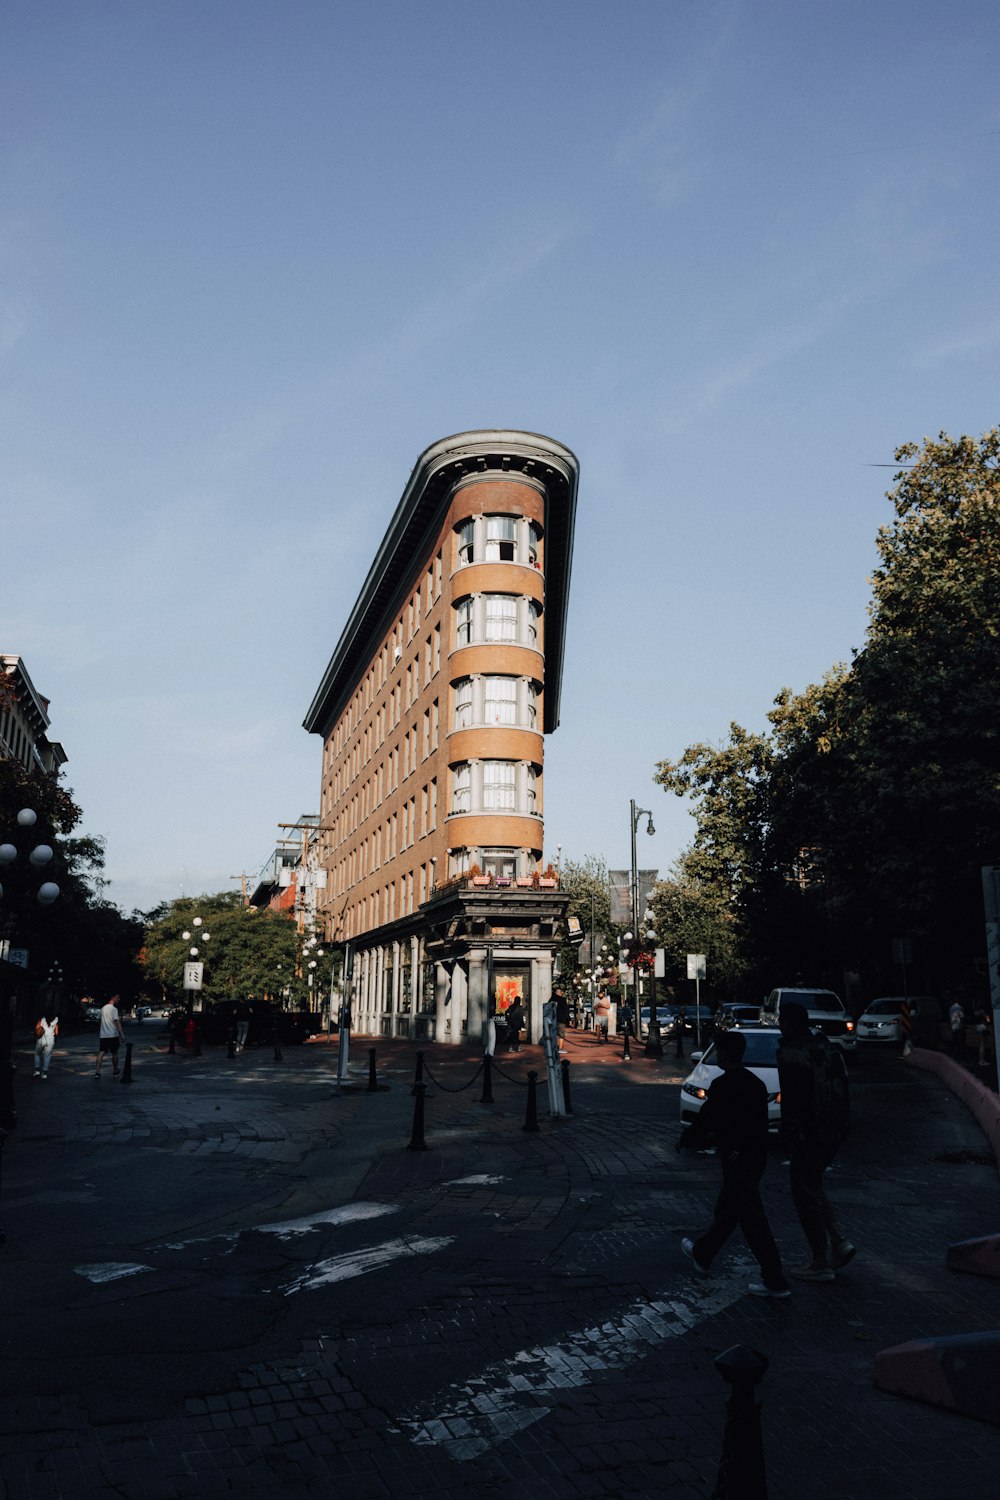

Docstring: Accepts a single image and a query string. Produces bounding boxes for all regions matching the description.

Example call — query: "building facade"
[303,430,578,1044]
[0,655,67,777]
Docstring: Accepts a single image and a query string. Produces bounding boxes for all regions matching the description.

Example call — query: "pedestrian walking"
[33,1015,58,1079]
[677,1029,791,1298]
[594,990,610,1043]
[973,1003,992,1068]
[948,998,966,1059]
[95,995,126,1079]
[554,987,570,1055]
[234,998,252,1052]
[505,998,524,1052]
[776,1001,855,1281]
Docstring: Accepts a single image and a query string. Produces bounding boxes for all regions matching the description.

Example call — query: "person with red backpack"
[777,1001,856,1282]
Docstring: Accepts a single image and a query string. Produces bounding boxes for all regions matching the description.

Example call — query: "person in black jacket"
[677,1029,790,1298]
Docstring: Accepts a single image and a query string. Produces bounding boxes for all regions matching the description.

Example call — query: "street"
[1,1025,999,1499]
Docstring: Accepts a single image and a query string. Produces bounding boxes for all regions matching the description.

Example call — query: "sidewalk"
[1,1023,999,1498]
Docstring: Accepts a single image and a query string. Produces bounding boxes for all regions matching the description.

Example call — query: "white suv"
[760,987,856,1052]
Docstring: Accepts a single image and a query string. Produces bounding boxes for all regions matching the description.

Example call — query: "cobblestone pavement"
[1,1023,999,1499]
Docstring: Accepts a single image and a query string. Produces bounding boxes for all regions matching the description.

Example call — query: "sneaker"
[681,1238,711,1275]
[33,1070,40,1077]
[748,1281,791,1298]
[792,1264,835,1282]
[832,1239,857,1270]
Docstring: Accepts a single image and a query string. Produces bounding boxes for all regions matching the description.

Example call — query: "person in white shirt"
[34,1016,58,1078]
[95,995,125,1079]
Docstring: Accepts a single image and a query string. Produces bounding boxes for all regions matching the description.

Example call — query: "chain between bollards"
[120,1041,133,1085]
[367,1047,379,1092]
[408,1080,428,1151]
[480,1053,494,1104]
[712,1344,769,1500]
[523,1070,539,1132]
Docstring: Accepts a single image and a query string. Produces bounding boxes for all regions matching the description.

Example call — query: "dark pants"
[694,1150,787,1290]
[788,1145,841,1262]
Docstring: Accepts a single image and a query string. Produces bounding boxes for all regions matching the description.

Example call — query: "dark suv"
[760,987,856,1052]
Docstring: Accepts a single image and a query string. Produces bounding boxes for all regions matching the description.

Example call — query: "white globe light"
[202,933,211,942]
[0,844,16,865]
[193,916,203,927]
[29,844,54,868]
[16,808,37,828]
[182,930,191,940]
[190,946,199,957]
[309,960,317,969]
[623,931,634,942]
[37,882,60,905]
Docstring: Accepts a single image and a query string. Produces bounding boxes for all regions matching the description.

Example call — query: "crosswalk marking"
[74,1262,152,1283]
[279,1234,454,1294]
[392,1264,753,1460]
[155,1200,398,1251]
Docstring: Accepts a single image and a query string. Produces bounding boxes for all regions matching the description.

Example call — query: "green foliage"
[140,893,331,1009]
[555,854,618,977]
[649,859,747,997]
[655,426,1000,995]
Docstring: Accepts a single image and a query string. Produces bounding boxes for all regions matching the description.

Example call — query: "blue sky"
[2,0,998,915]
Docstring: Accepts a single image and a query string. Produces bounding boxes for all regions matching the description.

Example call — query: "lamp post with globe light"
[180,914,210,1016]
[0,808,61,1131]
[627,798,660,1056]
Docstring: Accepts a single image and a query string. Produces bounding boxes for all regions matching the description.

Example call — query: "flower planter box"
[471,876,491,887]
[494,877,511,887]
[538,878,557,889]
[515,877,533,887]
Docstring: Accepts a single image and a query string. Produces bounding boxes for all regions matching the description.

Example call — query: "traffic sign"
[183,961,204,991]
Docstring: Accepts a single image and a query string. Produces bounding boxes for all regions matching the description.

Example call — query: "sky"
[2,0,998,917]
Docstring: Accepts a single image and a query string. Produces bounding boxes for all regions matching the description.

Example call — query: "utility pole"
[229,873,252,906]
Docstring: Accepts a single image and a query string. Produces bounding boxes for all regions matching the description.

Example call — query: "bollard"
[523,1070,540,1132]
[272,1023,283,1062]
[120,1041,133,1085]
[194,1025,202,1057]
[622,1029,631,1061]
[367,1047,379,1093]
[408,1080,428,1151]
[561,1057,573,1114]
[227,1026,236,1060]
[712,1345,769,1500]
[480,1053,494,1104]
[413,1050,425,1086]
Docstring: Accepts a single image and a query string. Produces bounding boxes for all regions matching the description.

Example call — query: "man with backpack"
[777,1001,856,1282]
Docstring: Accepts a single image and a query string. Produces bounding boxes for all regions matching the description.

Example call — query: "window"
[485,514,516,561]
[456,597,473,647]
[482,848,517,879]
[483,761,516,811]
[485,595,517,642]
[433,624,441,674]
[528,522,542,567]
[452,764,471,813]
[527,766,538,812]
[484,676,517,724]
[432,699,439,749]
[454,679,473,729]
[429,778,437,830]
[528,599,540,643]
[457,518,475,566]
[528,681,538,726]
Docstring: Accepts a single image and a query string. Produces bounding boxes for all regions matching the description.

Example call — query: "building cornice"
[303,430,578,741]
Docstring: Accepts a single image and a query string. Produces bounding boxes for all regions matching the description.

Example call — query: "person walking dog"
[677,1028,791,1298]
[33,1015,58,1079]
[776,1001,855,1281]
[95,995,126,1079]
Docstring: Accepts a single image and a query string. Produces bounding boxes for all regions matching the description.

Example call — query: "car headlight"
[846,1020,855,1032]
[682,1082,707,1100]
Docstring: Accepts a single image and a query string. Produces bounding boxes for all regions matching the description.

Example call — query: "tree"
[554,855,617,985]
[649,859,747,999]
[655,426,1000,996]
[140,893,323,1009]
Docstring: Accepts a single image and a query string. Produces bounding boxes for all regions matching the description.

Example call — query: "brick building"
[303,430,578,1044]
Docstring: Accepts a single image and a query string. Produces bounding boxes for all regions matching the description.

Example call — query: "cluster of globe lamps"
[0,809,60,905]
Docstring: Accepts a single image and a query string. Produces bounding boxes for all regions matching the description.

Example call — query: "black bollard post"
[194,1025,202,1057]
[523,1070,540,1132]
[413,1050,424,1086]
[561,1056,573,1114]
[272,1023,283,1062]
[622,1028,631,1061]
[408,1080,428,1151]
[480,1053,494,1104]
[368,1047,379,1092]
[120,1041,133,1085]
[712,1345,769,1500]
[227,1026,236,1059]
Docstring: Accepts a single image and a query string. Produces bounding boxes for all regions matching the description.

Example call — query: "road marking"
[392,1266,753,1459]
[279,1234,454,1294]
[155,1201,398,1250]
[74,1263,153,1283]
[445,1174,506,1186]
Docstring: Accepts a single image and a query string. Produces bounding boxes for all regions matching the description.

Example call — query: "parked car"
[760,987,856,1052]
[679,1027,783,1130]
[856,995,941,1045]
[715,1003,761,1029]
[167,1002,316,1047]
[83,1006,101,1022]
[639,1006,679,1038]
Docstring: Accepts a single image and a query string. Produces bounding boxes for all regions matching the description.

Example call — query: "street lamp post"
[0,808,61,1131]
[628,798,660,1056]
[181,915,210,1016]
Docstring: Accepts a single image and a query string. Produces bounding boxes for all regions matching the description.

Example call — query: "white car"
[856,995,939,1043]
[760,986,857,1052]
[679,1027,783,1130]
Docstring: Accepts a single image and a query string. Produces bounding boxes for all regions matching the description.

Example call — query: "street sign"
[687,954,706,981]
[183,961,204,991]
[654,947,665,978]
